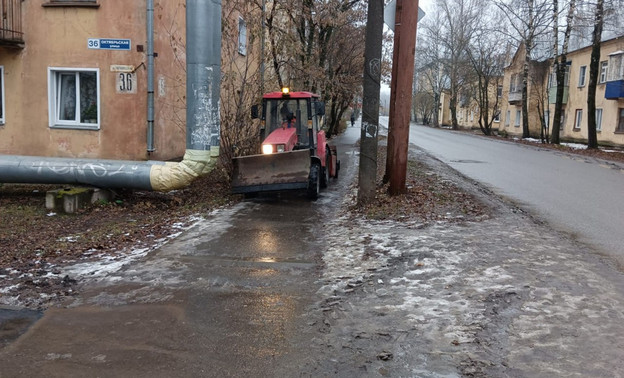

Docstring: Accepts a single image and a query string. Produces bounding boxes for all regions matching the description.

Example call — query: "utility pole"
[357,0,384,205]
[384,0,420,195]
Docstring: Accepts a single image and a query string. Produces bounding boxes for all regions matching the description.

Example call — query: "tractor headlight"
[276,144,285,153]
[262,144,274,155]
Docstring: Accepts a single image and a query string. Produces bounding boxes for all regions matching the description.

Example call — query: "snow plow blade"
[231,149,311,194]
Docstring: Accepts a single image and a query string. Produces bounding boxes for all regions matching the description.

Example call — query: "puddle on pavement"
[0,307,43,348]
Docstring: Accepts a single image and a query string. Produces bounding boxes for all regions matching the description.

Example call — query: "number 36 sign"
[116,72,137,94]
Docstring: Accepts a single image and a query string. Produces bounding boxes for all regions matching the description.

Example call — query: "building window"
[497,85,502,98]
[238,17,247,56]
[618,108,624,132]
[595,108,602,131]
[48,68,100,129]
[560,114,565,131]
[600,61,608,83]
[494,110,500,123]
[510,74,522,93]
[505,110,510,127]
[578,65,587,87]
[549,64,571,88]
[544,110,550,129]
[0,66,4,125]
[607,52,624,82]
[574,109,582,130]
[515,110,521,127]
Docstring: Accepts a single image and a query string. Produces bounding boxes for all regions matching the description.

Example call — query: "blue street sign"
[88,38,131,51]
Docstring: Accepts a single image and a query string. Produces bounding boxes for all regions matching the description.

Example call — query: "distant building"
[498,38,624,147]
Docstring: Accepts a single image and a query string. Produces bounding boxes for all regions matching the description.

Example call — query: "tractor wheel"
[307,162,320,200]
[321,150,330,188]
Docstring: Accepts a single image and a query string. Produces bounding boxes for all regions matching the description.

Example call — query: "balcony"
[508,91,522,105]
[0,0,24,48]
[548,86,569,104]
[605,80,624,99]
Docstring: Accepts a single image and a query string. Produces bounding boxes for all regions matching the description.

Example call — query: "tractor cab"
[255,88,325,152]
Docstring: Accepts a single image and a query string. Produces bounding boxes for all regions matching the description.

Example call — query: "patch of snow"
[57,236,79,243]
[524,138,542,143]
[561,142,587,150]
[0,284,20,293]
[602,149,624,154]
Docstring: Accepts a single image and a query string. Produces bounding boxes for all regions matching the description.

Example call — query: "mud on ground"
[0,145,490,310]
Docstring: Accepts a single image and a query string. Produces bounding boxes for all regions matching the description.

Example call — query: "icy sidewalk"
[310,203,624,377]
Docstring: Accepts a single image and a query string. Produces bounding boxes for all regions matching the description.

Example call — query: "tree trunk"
[587,0,604,149]
[450,92,458,129]
[551,0,576,144]
[522,55,531,138]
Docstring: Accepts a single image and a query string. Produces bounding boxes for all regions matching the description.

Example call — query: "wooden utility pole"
[357,0,384,205]
[385,0,419,195]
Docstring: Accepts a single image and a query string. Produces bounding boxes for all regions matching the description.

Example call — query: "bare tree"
[416,11,449,127]
[466,26,507,136]
[263,0,366,136]
[497,0,553,138]
[436,0,481,130]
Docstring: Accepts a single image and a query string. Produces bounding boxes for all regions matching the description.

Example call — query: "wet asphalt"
[0,127,362,377]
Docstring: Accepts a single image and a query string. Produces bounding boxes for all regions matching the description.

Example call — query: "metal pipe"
[186,0,221,153]
[0,155,163,190]
[146,0,155,152]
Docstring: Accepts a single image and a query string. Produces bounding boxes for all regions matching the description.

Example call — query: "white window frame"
[600,61,608,83]
[238,16,247,56]
[595,108,602,131]
[574,109,583,130]
[47,67,100,130]
[0,66,5,125]
[578,65,587,87]
[515,110,521,127]
[544,110,550,129]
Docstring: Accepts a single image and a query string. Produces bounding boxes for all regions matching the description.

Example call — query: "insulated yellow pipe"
[149,147,219,191]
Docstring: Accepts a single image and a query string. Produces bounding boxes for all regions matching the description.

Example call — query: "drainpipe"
[0,0,221,192]
[146,0,155,153]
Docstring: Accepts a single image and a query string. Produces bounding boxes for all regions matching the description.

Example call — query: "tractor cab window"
[266,98,310,146]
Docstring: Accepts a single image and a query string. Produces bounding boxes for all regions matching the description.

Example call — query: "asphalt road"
[387,119,624,268]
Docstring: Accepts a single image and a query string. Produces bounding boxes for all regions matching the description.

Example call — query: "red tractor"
[231,88,339,199]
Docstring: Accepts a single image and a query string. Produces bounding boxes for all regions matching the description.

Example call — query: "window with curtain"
[49,68,99,129]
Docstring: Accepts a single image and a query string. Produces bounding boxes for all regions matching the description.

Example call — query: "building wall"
[551,38,624,147]
[499,43,547,138]
[438,91,452,126]
[0,1,187,161]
